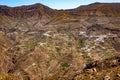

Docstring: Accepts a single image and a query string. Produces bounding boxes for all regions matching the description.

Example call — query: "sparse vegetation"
[0,2,120,80]
[55,47,62,53]
[23,40,37,49]
[61,62,69,67]
[100,52,115,59]
[0,74,18,80]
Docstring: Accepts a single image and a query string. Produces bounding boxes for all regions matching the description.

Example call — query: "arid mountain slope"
[0,3,120,18]
[0,2,120,80]
[68,2,120,16]
[0,3,58,18]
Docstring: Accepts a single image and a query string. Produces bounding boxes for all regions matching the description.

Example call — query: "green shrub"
[56,47,62,53]
[100,52,115,59]
[23,40,37,49]
[61,62,69,67]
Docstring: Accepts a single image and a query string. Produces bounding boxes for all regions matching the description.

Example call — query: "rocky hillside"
[0,2,120,80]
[0,3,58,18]
[68,2,120,16]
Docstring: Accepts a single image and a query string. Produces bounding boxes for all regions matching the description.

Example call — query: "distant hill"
[0,3,120,18]
[0,3,57,18]
[67,3,120,16]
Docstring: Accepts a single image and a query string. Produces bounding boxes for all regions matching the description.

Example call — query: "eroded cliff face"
[0,2,120,80]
